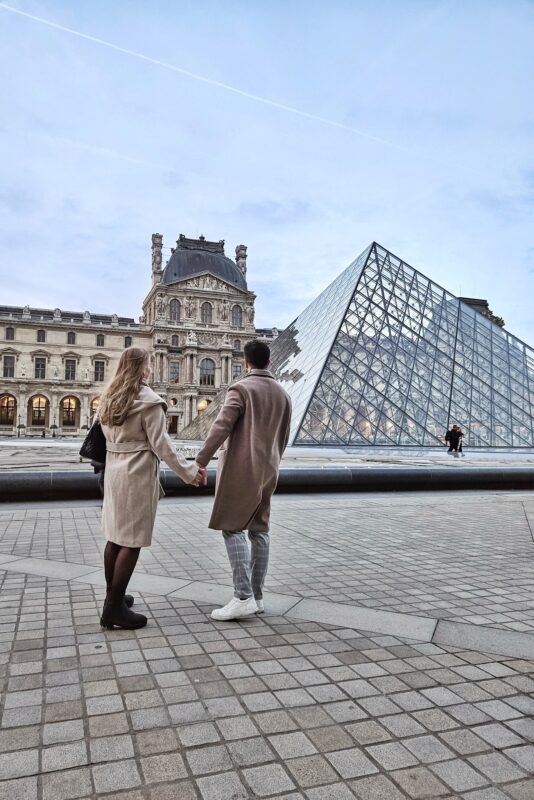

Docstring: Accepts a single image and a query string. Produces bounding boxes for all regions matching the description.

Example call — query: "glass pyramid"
[270,242,534,448]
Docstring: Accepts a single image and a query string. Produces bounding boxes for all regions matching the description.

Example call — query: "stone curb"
[1,465,533,501]
[2,554,534,660]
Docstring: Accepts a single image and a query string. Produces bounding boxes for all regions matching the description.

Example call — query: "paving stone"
[176,722,220,747]
[350,774,407,800]
[41,741,88,772]
[467,752,527,783]
[439,728,489,755]
[285,754,341,788]
[217,715,259,740]
[345,720,391,745]
[403,734,456,763]
[306,783,356,799]
[380,713,426,737]
[0,726,40,753]
[365,741,418,771]
[43,719,84,745]
[186,744,232,775]
[506,781,534,800]
[92,759,142,794]
[307,724,354,752]
[430,758,489,791]
[88,712,129,737]
[0,776,38,800]
[227,736,275,766]
[42,767,92,800]
[0,748,39,780]
[461,789,510,800]
[390,765,450,798]
[472,723,524,748]
[254,710,298,733]
[147,782,198,800]
[90,734,135,763]
[196,771,249,800]
[269,732,317,759]
[141,752,188,782]
[135,728,179,755]
[326,747,379,778]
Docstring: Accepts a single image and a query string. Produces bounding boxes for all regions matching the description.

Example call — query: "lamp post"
[17,414,20,439]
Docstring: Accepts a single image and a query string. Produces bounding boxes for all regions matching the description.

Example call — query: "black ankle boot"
[105,591,134,608]
[100,600,147,630]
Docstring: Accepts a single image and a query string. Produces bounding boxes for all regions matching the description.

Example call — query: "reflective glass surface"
[270,243,534,447]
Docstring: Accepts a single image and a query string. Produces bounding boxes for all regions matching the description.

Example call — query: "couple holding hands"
[97,340,291,630]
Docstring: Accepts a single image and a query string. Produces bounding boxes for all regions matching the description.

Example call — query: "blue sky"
[1,0,533,342]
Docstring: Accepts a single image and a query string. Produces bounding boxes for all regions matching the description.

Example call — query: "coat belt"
[106,441,152,454]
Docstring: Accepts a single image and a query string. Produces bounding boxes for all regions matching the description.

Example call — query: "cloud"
[0,185,40,214]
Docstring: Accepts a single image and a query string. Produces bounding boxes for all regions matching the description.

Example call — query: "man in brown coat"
[196,340,291,621]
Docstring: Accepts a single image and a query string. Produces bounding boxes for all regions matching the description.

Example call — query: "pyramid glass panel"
[270,242,534,447]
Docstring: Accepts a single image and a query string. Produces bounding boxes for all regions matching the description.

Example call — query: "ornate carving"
[198,333,218,346]
[235,244,247,275]
[185,296,197,319]
[218,298,229,321]
[151,233,163,271]
[22,305,31,320]
[53,308,62,321]
[83,310,91,324]
[186,330,198,345]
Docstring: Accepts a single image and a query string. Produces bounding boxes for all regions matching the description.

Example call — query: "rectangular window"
[94,360,105,382]
[232,364,242,380]
[169,361,180,383]
[35,357,46,379]
[65,359,76,381]
[3,355,15,378]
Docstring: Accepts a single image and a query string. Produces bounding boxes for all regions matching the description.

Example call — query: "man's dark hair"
[244,339,270,369]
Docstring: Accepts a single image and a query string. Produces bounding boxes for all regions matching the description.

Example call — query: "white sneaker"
[211,597,258,621]
[255,599,264,614]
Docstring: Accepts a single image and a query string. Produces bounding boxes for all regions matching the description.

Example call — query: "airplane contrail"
[0,2,407,151]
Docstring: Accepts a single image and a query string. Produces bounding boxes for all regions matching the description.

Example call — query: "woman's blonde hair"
[98,347,150,427]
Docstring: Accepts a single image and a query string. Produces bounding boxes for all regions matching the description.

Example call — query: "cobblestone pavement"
[0,492,533,633]
[1,568,534,800]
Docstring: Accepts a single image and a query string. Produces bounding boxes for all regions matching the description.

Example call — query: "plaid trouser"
[222,531,270,600]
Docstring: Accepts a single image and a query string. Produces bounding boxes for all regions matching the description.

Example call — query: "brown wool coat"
[196,369,291,533]
[101,385,198,547]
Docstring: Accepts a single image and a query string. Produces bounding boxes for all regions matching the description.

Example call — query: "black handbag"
[79,420,107,464]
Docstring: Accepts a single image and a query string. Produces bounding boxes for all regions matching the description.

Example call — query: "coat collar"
[243,368,275,380]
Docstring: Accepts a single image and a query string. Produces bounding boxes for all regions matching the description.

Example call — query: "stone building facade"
[0,234,267,436]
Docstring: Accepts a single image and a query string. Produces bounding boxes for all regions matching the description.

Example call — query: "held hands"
[192,465,208,487]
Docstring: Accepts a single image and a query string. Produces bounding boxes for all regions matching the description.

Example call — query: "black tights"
[104,541,140,606]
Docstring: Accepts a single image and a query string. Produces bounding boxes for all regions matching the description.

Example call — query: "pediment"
[166,271,250,296]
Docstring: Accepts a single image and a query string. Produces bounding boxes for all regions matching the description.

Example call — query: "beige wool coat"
[101,385,198,547]
[196,369,291,533]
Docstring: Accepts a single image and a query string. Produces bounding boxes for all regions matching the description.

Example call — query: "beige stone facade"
[0,234,272,437]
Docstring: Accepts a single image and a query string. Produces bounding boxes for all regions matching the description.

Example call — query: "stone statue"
[235,244,248,275]
[156,294,166,318]
[246,302,255,323]
[218,298,229,321]
[20,363,26,378]
[222,332,230,346]
[22,305,31,319]
[53,308,62,321]
[185,296,196,318]
[187,330,197,345]
[111,314,118,326]
[83,310,91,324]
[53,366,59,379]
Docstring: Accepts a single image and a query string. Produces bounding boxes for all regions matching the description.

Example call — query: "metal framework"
[270,243,534,448]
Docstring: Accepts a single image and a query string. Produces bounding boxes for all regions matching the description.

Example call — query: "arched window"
[96,333,105,347]
[61,396,78,427]
[67,331,76,345]
[30,395,48,426]
[0,395,16,426]
[171,334,179,347]
[201,302,213,324]
[90,397,99,417]
[232,305,243,327]
[234,339,241,351]
[37,329,46,343]
[5,326,14,341]
[124,336,132,348]
[200,358,215,386]
[169,299,181,321]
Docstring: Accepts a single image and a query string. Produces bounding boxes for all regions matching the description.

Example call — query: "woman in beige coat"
[98,347,205,630]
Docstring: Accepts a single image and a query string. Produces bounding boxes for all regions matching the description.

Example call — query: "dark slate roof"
[162,235,247,290]
[0,306,138,326]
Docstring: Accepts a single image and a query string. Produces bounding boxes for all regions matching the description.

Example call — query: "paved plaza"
[1,491,533,798]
